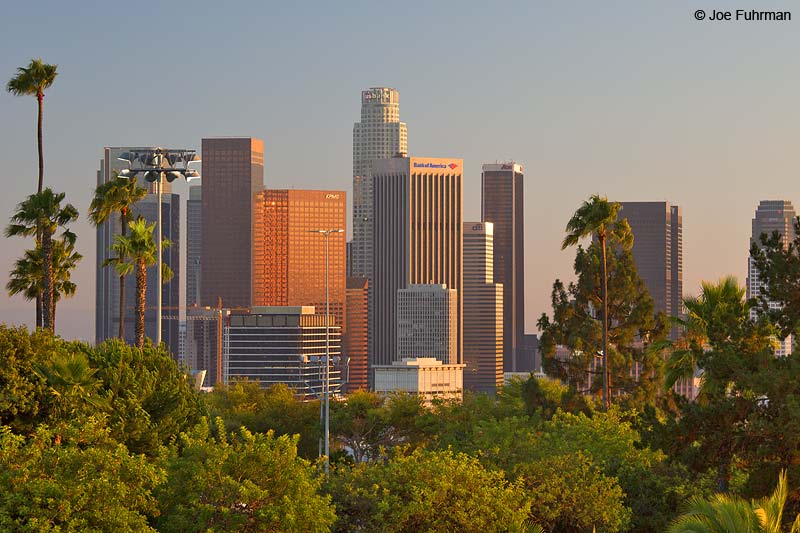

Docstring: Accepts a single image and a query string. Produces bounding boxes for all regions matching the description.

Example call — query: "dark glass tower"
[481,163,525,373]
[200,137,264,308]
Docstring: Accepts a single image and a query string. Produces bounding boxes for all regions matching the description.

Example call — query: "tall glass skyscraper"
[95,147,180,356]
[200,137,264,308]
[371,156,463,381]
[481,163,525,373]
[619,201,683,338]
[748,200,796,356]
[351,87,407,279]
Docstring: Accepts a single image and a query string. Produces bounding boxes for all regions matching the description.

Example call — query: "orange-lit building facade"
[253,189,347,332]
[345,277,369,391]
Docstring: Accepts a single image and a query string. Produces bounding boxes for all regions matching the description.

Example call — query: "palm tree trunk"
[37,92,44,194]
[42,231,53,331]
[118,209,127,340]
[135,258,146,348]
[51,300,56,332]
[35,296,42,329]
[601,234,610,411]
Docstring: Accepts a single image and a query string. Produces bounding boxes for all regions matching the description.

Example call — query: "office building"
[481,163,525,372]
[519,333,541,373]
[619,202,683,337]
[201,137,264,308]
[748,200,796,356]
[224,306,341,399]
[95,147,180,356]
[186,306,224,387]
[397,284,458,364]
[352,87,408,279]
[344,277,369,391]
[463,222,504,391]
[373,357,465,403]
[371,156,463,378]
[187,183,202,306]
[252,189,346,332]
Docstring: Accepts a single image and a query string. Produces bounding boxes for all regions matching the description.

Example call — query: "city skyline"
[2,1,799,342]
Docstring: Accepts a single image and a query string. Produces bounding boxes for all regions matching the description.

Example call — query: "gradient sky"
[1,1,798,342]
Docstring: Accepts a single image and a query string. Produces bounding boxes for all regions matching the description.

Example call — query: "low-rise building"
[373,357,464,402]
[224,306,341,400]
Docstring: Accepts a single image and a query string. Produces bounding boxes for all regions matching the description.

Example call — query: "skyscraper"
[481,163,525,372]
[252,189,347,331]
[352,87,408,279]
[748,200,796,356]
[371,156,463,378]
[463,222,504,392]
[397,284,458,364]
[187,183,202,306]
[618,202,683,336]
[345,277,369,392]
[95,147,180,356]
[200,137,264,308]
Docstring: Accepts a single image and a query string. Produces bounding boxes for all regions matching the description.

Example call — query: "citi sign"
[413,162,459,170]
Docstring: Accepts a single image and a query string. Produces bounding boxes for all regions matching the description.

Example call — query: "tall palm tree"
[89,171,147,338]
[669,471,800,533]
[6,236,82,332]
[562,195,631,410]
[6,189,78,331]
[104,218,172,348]
[6,58,58,194]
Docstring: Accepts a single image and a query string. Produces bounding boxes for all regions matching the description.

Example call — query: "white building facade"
[351,87,408,279]
[373,357,465,402]
[397,284,458,364]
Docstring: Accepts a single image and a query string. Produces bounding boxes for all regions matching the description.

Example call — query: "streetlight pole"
[309,228,343,475]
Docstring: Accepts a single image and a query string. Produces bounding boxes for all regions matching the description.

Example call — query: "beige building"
[371,156,464,382]
[397,284,457,364]
[373,357,465,402]
[463,222,504,392]
[352,87,408,279]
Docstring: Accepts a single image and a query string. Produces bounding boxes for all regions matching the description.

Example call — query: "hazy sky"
[1,1,798,341]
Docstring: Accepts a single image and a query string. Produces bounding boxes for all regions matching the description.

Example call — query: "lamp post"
[308,228,344,474]
[117,148,200,345]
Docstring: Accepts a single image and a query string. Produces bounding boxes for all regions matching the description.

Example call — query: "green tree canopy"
[154,418,335,533]
[328,447,530,532]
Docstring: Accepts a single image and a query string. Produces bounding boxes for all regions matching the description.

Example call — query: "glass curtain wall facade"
[252,189,347,333]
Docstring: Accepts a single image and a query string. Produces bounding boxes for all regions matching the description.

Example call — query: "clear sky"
[1,0,798,342]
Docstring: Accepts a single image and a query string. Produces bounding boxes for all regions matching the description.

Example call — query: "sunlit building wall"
[463,222,504,392]
[252,189,347,333]
[345,277,369,391]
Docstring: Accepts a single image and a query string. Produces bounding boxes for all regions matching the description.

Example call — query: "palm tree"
[561,195,631,410]
[7,236,82,332]
[89,171,147,338]
[6,58,58,194]
[6,189,78,331]
[669,471,800,533]
[35,352,106,420]
[105,218,172,348]
[660,277,749,394]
